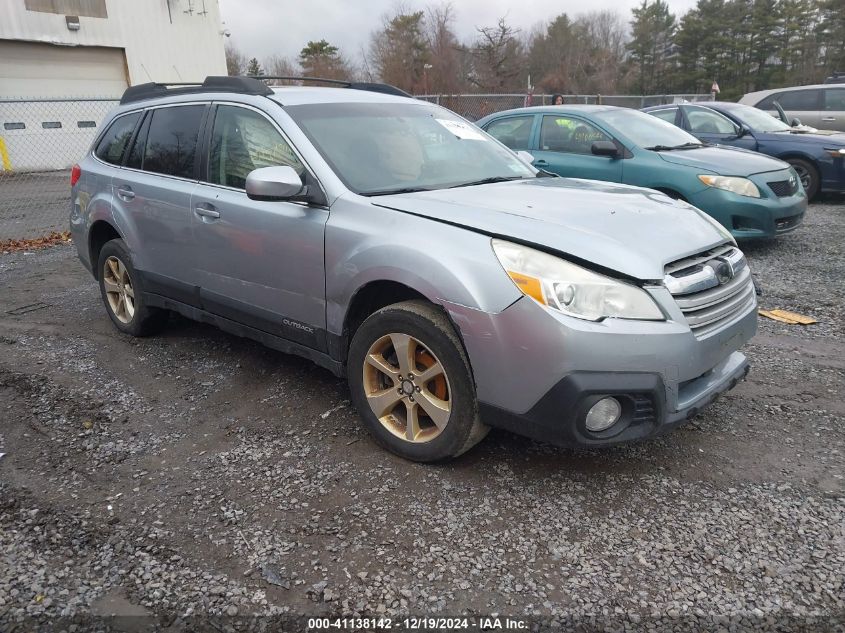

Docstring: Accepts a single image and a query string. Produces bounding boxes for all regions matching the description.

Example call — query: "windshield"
[593,108,702,148]
[727,104,793,133]
[285,102,536,195]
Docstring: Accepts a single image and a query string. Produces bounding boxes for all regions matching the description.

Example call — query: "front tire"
[347,300,488,462]
[786,158,819,200]
[97,239,168,337]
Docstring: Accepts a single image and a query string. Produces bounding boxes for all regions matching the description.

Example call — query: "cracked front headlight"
[698,175,761,198]
[492,239,664,321]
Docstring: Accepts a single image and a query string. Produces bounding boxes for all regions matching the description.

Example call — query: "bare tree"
[470,17,526,92]
[263,55,300,84]
[225,43,247,76]
[575,11,628,93]
[425,3,469,94]
[526,10,627,95]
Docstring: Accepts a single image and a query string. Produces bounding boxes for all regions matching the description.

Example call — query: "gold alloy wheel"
[362,333,451,443]
[102,255,136,324]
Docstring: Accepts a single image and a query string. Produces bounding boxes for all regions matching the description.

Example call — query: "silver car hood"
[373,177,731,280]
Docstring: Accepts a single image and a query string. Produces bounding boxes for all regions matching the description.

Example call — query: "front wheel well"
[337,280,475,384]
[88,221,121,279]
[654,187,687,202]
[342,281,427,348]
[776,153,818,166]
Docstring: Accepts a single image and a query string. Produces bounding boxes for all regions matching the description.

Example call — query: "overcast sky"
[218,0,700,66]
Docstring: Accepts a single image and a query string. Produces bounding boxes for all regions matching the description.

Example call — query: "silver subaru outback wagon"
[70,76,757,462]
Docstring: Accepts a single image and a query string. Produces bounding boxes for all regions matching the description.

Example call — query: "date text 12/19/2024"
[308,617,529,630]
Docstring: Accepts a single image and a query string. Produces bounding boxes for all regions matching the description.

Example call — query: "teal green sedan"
[476,105,807,239]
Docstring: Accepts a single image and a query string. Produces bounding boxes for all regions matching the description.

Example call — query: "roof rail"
[249,76,413,98]
[120,76,273,105]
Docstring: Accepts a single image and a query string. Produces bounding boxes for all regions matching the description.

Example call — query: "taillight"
[70,164,81,187]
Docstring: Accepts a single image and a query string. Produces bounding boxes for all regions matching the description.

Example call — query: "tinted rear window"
[141,105,204,179]
[94,112,141,165]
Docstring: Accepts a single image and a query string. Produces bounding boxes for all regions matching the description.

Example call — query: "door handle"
[194,206,220,219]
[116,186,135,201]
[821,117,836,122]
[534,159,548,166]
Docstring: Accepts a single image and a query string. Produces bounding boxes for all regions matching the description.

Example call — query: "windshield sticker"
[435,119,487,141]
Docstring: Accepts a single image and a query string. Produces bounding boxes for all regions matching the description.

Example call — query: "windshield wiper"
[362,186,434,197]
[645,142,705,151]
[448,176,528,189]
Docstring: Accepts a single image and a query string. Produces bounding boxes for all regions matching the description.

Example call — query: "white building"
[0,0,229,171]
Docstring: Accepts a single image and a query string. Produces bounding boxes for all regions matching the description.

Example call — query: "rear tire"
[786,158,819,200]
[347,300,488,462]
[97,239,168,337]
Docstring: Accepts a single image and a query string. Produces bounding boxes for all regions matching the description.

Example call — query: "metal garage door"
[0,40,128,98]
[0,42,127,172]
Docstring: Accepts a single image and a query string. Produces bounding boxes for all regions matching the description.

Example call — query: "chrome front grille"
[664,246,756,336]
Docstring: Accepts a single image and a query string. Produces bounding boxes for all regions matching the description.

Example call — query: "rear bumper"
[479,352,750,448]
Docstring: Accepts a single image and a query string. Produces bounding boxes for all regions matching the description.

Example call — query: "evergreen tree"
[246,57,262,77]
[369,10,430,93]
[627,0,676,94]
[818,0,845,77]
[299,40,350,80]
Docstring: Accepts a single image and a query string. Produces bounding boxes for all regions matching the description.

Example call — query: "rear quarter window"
[94,112,141,165]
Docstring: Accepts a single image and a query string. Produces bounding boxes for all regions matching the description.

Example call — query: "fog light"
[585,397,622,432]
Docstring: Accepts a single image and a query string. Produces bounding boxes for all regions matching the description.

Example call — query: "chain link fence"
[0,92,713,242]
[417,93,714,121]
[0,97,118,241]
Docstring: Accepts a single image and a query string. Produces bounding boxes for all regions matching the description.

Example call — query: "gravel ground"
[1,199,844,632]
[0,171,71,240]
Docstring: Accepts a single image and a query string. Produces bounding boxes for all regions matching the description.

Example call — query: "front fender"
[324,197,522,336]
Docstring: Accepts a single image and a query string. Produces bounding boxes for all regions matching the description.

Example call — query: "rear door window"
[759,90,820,111]
[94,112,141,165]
[484,115,534,150]
[141,105,205,179]
[823,88,845,111]
[125,111,151,170]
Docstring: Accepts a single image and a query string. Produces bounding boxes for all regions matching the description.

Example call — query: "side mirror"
[736,125,750,138]
[516,150,535,165]
[790,117,802,127]
[591,140,620,158]
[246,166,304,201]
